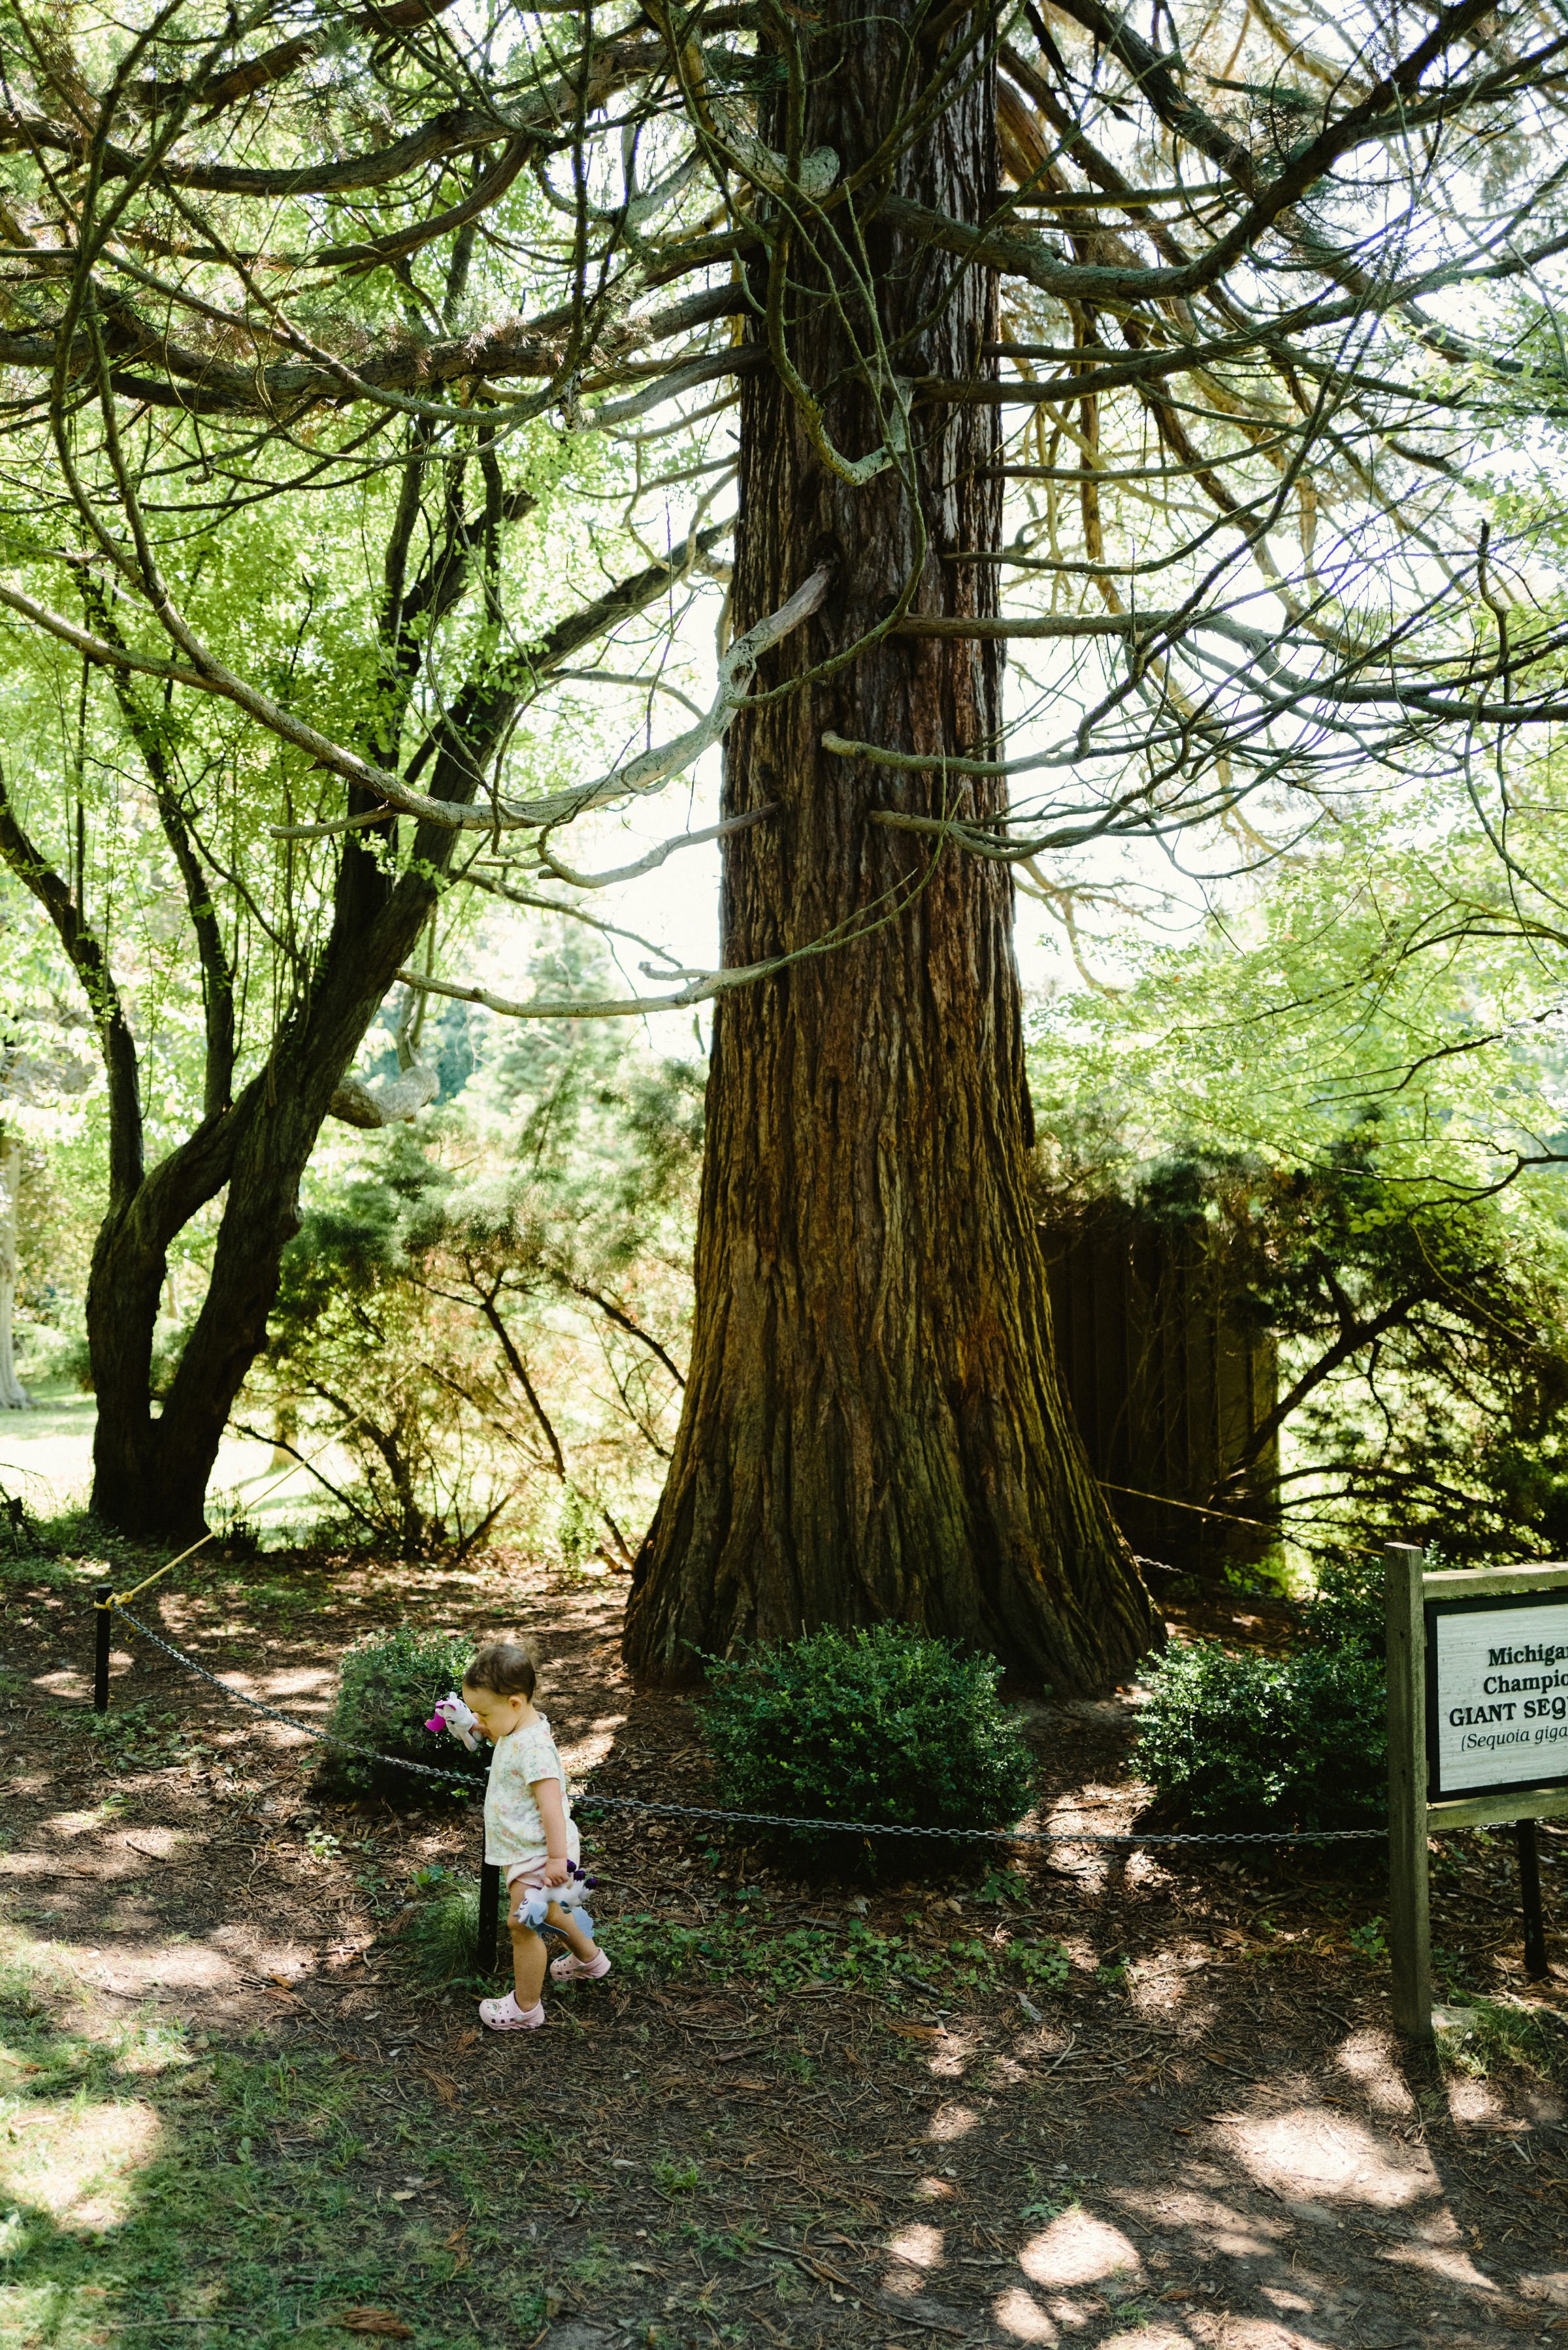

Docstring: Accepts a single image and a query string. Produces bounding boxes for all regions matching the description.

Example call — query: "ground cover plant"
[2,1545,1565,2350]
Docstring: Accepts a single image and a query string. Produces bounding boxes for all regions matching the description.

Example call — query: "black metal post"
[1516,1818,1549,1980]
[478,1860,501,1972]
[93,1583,112,1714]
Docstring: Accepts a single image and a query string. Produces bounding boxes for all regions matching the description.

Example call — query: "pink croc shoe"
[479,1991,546,2031]
[549,1948,612,1984]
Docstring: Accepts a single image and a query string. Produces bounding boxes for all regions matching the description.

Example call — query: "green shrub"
[1130,1637,1386,1831]
[319,1624,483,1807]
[1299,1555,1386,1659]
[14,1323,89,1389]
[695,1624,1037,1864]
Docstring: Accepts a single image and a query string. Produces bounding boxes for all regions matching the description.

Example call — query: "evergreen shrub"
[319,1625,482,1806]
[1130,1599,1386,1833]
[1298,1554,1385,1657]
[695,1624,1037,1863]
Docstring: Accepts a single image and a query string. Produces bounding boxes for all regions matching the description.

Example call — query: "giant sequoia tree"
[2,0,1567,1684]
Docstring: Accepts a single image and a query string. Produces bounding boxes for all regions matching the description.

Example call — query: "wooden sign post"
[1386,1542,1568,2038]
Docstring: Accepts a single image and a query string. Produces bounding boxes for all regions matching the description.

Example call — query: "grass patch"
[560,1892,1078,2008]
[0,1961,553,2350]
[0,1544,99,1594]
[402,1877,486,1985]
[1435,1997,1568,2081]
[650,2158,702,2197]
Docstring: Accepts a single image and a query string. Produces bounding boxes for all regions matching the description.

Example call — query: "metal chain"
[107,1601,1386,1848]
[570,1792,1387,1846]
[110,1604,482,1786]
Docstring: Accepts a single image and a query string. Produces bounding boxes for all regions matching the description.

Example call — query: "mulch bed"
[1,1546,1565,2350]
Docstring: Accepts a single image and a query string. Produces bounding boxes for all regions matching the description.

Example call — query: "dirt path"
[1,1548,1564,2350]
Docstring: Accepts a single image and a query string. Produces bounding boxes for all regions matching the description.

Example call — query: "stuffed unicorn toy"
[513,1861,598,1936]
[425,1691,480,1752]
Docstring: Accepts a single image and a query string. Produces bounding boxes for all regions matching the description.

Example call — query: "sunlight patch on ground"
[0,2272,115,2350]
[992,2283,1058,2340]
[561,1710,627,1770]
[1217,2102,1439,2207]
[73,1927,246,2002]
[252,1669,332,1699]
[882,2217,947,2298]
[82,1944,241,1996]
[0,1859,97,1886]
[1331,2028,1419,2115]
[1117,2187,1287,2260]
[30,1670,103,1702]
[1258,2283,1316,2315]
[1380,2240,1500,2293]
[909,2175,956,2202]
[1169,2326,1296,2348]
[924,2103,977,2142]
[35,1814,117,1845]
[111,1829,187,1862]
[0,2095,160,2230]
[1406,2206,1463,2245]
[1097,2335,1188,2350]
[197,1669,304,1701]
[1017,2210,1143,2290]
[885,2223,943,2270]
[1445,2071,1514,2124]
[110,2024,192,2078]
[1516,2270,1568,2308]
[0,1923,84,2012]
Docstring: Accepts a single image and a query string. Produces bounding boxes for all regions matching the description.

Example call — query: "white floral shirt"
[483,1712,577,1865]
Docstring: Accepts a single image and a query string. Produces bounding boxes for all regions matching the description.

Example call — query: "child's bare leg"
[509,1907,549,2008]
[545,1899,597,1961]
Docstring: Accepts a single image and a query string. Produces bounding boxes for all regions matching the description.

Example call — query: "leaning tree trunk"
[85,875,434,1542]
[623,1,1161,1692]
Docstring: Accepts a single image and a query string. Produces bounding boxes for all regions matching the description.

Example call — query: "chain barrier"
[110,1603,483,1786]
[105,1599,1388,1850]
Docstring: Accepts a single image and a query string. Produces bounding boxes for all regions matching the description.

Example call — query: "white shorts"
[502,1824,581,1890]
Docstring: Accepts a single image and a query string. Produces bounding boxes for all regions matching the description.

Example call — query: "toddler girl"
[459,1639,611,2031]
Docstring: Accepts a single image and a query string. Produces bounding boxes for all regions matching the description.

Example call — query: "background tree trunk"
[0,1132,30,1411]
[623,0,1161,1693]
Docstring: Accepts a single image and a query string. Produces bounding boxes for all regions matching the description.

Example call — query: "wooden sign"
[1386,1546,1568,2040]
[1425,1588,1568,1801]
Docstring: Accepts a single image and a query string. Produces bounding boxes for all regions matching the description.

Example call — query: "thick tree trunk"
[623,3,1160,1691]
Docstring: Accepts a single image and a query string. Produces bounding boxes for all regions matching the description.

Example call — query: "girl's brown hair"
[463,1638,538,1699]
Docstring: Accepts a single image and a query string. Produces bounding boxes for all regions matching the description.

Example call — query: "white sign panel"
[1428,1598,1568,1798]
